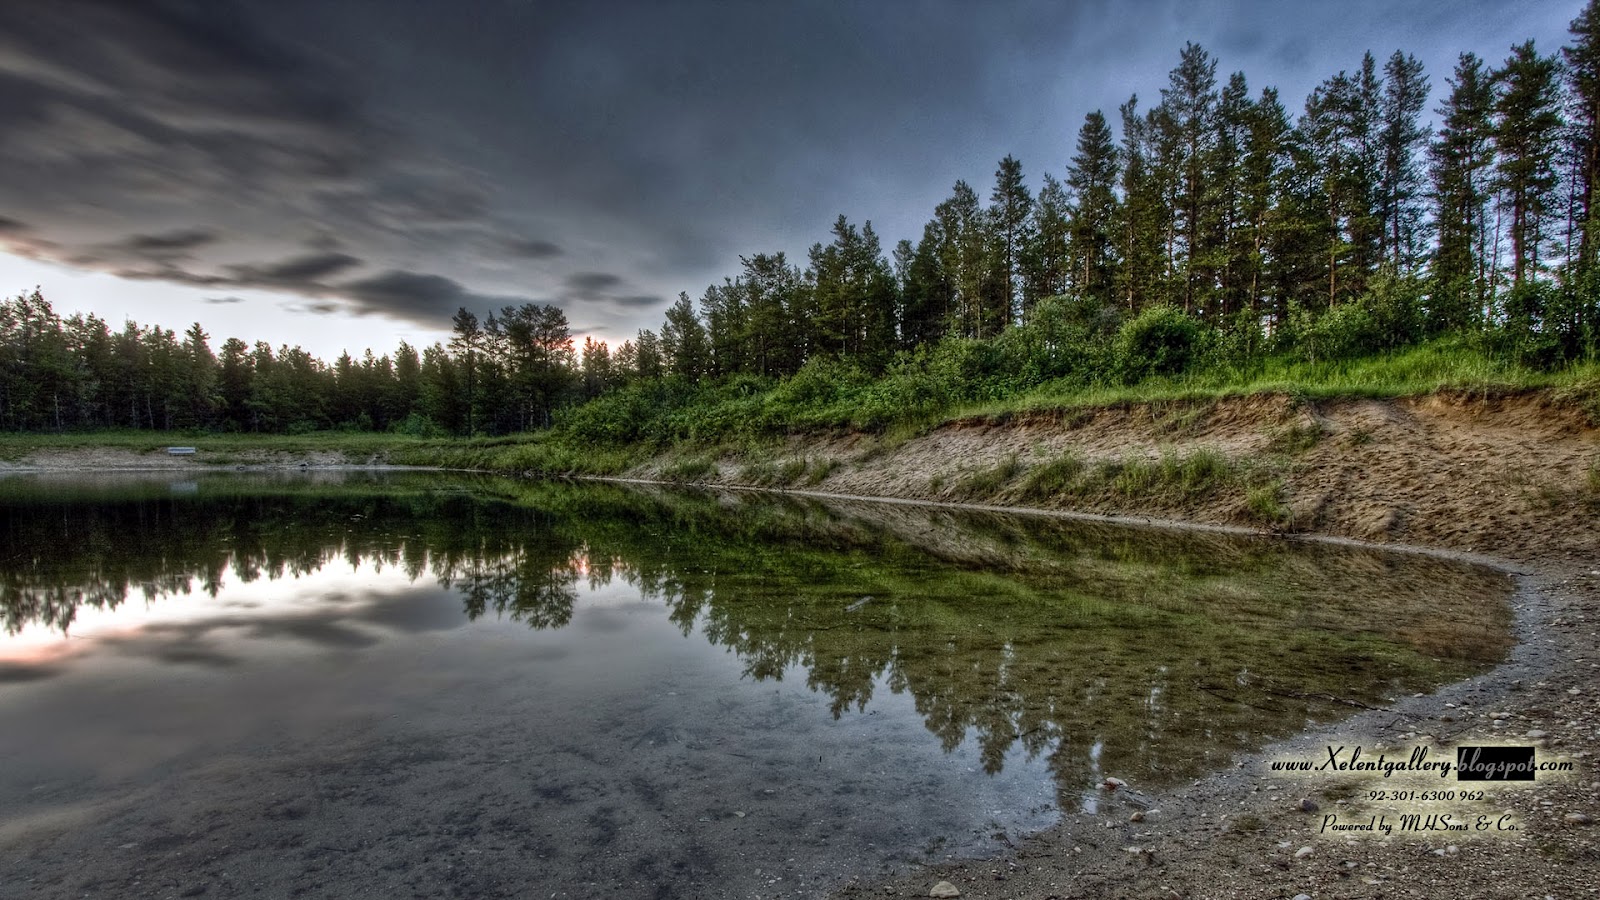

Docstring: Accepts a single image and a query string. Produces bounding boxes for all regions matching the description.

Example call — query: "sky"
[0,0,1579,360]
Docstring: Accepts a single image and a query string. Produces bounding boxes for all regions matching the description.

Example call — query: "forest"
[4,5,1600,441]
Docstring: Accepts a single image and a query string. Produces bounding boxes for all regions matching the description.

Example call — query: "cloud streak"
[0,0,1577,347]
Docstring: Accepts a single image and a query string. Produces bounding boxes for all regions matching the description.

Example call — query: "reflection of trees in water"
[0,475,1514,793]
[442,549,579,630]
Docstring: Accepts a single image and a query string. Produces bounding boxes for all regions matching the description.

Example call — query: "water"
[0,472,1513,898]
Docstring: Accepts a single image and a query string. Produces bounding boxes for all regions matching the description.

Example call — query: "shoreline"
[2,403,1597,897]
[587,477,1592,898]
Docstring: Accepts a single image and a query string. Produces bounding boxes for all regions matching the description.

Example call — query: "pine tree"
[933,181,990,338]
[1429,53,1498,327]
[1065,111,1119,307]
[1163,43,1219,313]
[1024,172,1072,304]
[699,279,747,377]
[900,220,954,347]
[448,307,482,436]
[1566,0,1600,272]
[1114,96,1173,313]
[1240,87,1292,322]
[739,252,805,376]
[661,293,709,379]
[1493,40,1565,286]
[1378,51,1431,273]
[989,155,1034,325]
[1210,72,1252,316]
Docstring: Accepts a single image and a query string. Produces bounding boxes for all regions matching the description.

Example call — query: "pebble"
[1565,813,1594,825]
[1102,777,1127,791]
[1295,846,1315,860]
[1296,798,1320,813]
[1526,729,1547,739]
[929,882,961,899]
[1293,894,1312,900]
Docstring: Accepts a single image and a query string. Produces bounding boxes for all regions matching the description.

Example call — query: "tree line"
[5,5,1600,435]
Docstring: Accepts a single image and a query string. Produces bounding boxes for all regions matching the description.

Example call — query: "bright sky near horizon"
[0,0,1575,360]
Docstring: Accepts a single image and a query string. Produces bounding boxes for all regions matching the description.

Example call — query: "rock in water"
[930,882,961,899]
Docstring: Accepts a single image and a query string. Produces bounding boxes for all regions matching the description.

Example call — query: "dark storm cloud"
[120,229,220,254]
[337,269,523,325]
[557,270,664,315]
[0,0,528,329]
[567,272,623,293]
[0,0,1576,345]
[503,239,564,260]
[224,251,363,286]
[610,295,663,309]
[0,217,29,233]
[75,228,223,269]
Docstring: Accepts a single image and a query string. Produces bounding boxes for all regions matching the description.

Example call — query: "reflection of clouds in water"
[2,563,473,680]
[0,662,63,683]
[100,584,473,666]
[0,475,1516,799]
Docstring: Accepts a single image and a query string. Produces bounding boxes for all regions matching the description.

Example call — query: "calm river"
[0,472,1512,898]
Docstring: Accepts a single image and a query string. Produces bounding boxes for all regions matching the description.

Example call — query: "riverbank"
[634,390,1600,899]
[2,389,1597,898]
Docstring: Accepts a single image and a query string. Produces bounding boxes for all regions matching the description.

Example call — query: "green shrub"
[1114,305,1204,383]
[1295,301,1382,363]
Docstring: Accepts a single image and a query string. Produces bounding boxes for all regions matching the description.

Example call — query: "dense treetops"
[4,5,1600,436]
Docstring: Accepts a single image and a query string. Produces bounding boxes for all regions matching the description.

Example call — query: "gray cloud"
[120,228,220,254]
[567,272,623,292]
[0,0,1577,347]
[225,251,362,286]
[205,295,246,305]
[609,295,663,309]
[503,239,563,259]
[281,300,342,316]
[336,269,526,326]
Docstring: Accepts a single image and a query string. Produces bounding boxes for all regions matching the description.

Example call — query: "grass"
[987,446,1271,510]
[1245,479,1291,526]
[1017,452,1087,500]
[737,456,836,487]
[1105,449,1233,501]
[953,453,1024,499]
[660,455,716,483]
[983,340,1600,421]
[1266,421,1325,454]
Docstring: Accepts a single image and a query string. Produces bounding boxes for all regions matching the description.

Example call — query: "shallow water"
[0,472,1513,898]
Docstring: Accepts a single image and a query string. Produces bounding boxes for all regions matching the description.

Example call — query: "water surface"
[0,472,1514,898]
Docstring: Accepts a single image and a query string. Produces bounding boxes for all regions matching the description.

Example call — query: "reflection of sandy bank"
[0,447,404,473]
